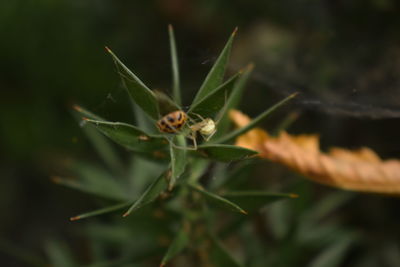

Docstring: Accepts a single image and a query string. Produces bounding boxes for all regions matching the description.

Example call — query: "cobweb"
[250,70,400,119]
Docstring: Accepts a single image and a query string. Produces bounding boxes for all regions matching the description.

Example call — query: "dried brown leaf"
[230,110,400,194]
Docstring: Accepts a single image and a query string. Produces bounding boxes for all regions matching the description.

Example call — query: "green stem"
[168,25,182,106]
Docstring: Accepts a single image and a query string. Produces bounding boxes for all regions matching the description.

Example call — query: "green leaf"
[214,92,298,144]
[213,64,254,139]
[123,171,169,217]
[154,90,180,116]
[209,234,243,267]
[106,46,159,120]
[272,110,300,135]
[131,98,154,133]
[168,24,181,106]
[128,156,166,196]
[81,125,124,173]
[300,192,354,228]
[222,191,298,212]
[188,72,240,118]
[187,158,210,183]
[309,234,357,267]
[194,144,257,162]
[73,104,105,121]
[45,239,77,267]
[191,28,237,106]
[160,227,189,267]
[52,163,128,201]
[189,183,247,214]
[297,192,355,243]
[212,160,258,191]
[70,202,131,221]
[84,119,169,158]
[169,135,187,190]
[72,106,124,174]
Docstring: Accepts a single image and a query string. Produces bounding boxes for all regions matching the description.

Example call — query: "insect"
[157,110,216,150]
[157,110,188,133]
[189,117,216,139]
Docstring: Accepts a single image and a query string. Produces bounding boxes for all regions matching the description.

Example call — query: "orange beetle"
[157,110,188,133]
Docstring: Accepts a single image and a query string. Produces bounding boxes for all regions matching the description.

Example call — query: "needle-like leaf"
[195,144,257,162]
[154,90,180,116]
[214,92,298,144]
[52,162,128,201]
[168,25,182,106]
[123,171,169,217]
[188,183,247,214]
[72,105,105,121]
[106,46,159,120]
[72,105,124,174]
[160,226,189,267]
[209,234,243,267]
[213,64,254,139]
[45,239,77,267]
[222,191,298,212]
[188,72,240,118]
[191,28,237,106]
[70,202,131,221]
[84,119,169,159]
[169,135,187,190]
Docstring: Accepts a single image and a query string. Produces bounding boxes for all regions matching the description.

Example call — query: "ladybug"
[157,110,188,133]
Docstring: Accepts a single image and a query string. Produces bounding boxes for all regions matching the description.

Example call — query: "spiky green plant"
[57,26,300,266]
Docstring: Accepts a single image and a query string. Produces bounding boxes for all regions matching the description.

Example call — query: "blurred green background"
[1,0,400,266]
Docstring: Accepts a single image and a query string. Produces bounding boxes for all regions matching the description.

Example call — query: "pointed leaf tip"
[168,25,182,106]
[238,63,254,74]
[222,191,297,212]
[70,216,80,221]
[191,28,237,105]
[160,226,189,266]
[50,176,61,184]
[123,171,168,216]
[104,46,111,53]
[290,193,299,198]
[189,73,241,118]
[189,183,247,214]
[106,48,159,119]
[72,104,81,112]
[246,63,255,71]
[70,202,132,221]
[232,27,238,36]
[84,120,168,155]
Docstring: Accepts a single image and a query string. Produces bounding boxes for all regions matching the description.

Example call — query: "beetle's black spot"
[177,112,182,121]
[160,120,166,126]
[168,116,175,123]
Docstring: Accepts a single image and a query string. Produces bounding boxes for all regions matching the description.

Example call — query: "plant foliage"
[60,26,299,266]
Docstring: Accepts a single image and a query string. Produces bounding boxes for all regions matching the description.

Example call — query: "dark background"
[1,0,400,266]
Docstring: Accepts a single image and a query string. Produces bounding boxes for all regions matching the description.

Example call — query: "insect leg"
[204,129,217,141]
[192,113,205,121]
[192,132,197,150]
[167,137,197,151]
